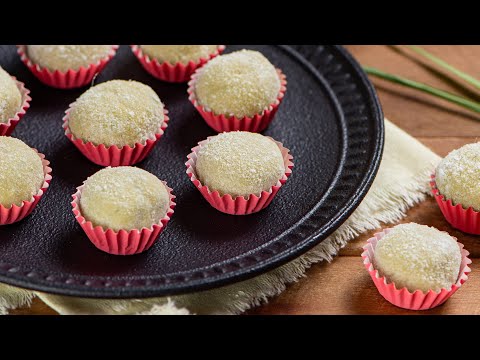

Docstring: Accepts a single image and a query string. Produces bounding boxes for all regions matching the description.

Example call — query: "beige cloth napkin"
[0,119,441,315]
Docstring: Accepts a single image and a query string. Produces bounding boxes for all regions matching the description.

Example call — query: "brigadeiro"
[63,79,169,167]
[0,137,52,225]
[362,223,471,310]
[432,142,480,234]
[0,66,31,136]
[72,166,175,255]
[17,45,118,89]
[188,49,287,133]
[132,45,225,83]
[186,131,293,215]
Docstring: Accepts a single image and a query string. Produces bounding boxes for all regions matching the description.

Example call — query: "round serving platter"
[0,45,384,298]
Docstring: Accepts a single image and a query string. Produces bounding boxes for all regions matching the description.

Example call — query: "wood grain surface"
[10,45,480,315]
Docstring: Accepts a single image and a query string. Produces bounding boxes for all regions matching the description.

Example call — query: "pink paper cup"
[0,78,31,136]
[131,45,225,83]
[71,182,176,255]
[0,151,52,225]
[188,68,287,133]
[431,174,480,235]
[17,45,119,89]
[362,228,471,311]
[186,137,293,215]
[63,104,169,167]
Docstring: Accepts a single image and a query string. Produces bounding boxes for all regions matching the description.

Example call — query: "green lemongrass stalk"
[364,66,480,114]
[406,45,480,90]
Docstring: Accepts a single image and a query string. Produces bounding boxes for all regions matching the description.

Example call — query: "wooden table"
[12,45,480,315]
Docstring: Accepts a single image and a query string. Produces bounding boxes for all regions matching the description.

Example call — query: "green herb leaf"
[407,45,480,91]
[364,66,480,114]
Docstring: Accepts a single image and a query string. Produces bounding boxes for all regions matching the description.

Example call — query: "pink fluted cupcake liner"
[17,45,119,89]
[431,174,480,234]
[131,45,225,83]
[186,137,293,215]
[0,78,31,136]
[362,228,471,311]
[188,68,287,133]
[71,182,176,255]
[63,104,169,167]
[0,151,52,225]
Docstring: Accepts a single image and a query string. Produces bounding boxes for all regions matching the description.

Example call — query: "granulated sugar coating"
[196,132,285,198]
[0,137,44,208]
[0,67,21,124]
[194,50,281,118]
[141,45,218,65]
[79,167,170,232]
[26,45,112,72]
[373,223,462,293]
[68,80,164,148]
[436,142,480,211]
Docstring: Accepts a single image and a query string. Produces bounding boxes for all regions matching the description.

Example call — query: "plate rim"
[0,45,384,298]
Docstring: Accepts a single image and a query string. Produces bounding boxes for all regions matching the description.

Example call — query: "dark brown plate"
[0,45,383,298]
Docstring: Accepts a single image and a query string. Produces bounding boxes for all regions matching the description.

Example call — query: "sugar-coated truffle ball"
[68,80,164,148]
[195,132,285,197]
[0,137,44,208]
[26,45,113,72]
[0,67,22,124]
[436,142,480,211]
[79,166,170,232]
[140,45,219,65]
[194,50,281,118]
[373,223,462,293]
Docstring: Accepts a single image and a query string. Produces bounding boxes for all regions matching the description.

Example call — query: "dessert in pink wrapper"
[431,175,480,235]
[63,79,168,167]
[17,45,119,89]
[186,132,293,215]
[72,167,175,256]
[188,49,287,133]
[0,74,31,136]
[63,108,169,167]
[189,69,287,133]
[131,45,225,83]
[0,137,52,225]
[362,224,471,311]
[431,142,480,235]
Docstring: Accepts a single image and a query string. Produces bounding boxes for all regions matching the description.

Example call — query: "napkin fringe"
[0,284,35,315]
